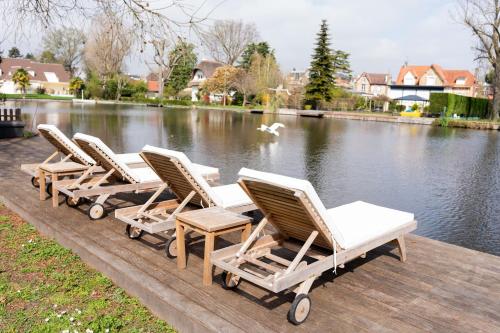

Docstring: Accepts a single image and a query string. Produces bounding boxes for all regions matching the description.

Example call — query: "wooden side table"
[38,162,89,208]
[175,207,252,286]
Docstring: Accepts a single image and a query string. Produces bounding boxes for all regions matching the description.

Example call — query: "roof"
[396,64,475,87]
[361,73,389,85]
[191,60,223,79]
[393,94,428,102]
[0,57,70,83]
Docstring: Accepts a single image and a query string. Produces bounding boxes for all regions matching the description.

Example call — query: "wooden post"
[51,173,59,208]
[241,223,251,242]
[203,232,215,286]
[39,170,46,201]
[176,221,187,269]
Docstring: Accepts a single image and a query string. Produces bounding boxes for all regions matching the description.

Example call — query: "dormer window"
[455,77,466,85]
[28,70,35,77]
[403,72,416,85]
[196,73,204,79]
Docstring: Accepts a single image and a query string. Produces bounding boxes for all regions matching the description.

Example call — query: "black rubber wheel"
[31,176,40,188]
[287,294,311,325]
[87,203,105,220]
[45,183,52,197]
[221,271,241,290]
[126,225,144,239]
[65,195,81,207]
[165,236,181,259]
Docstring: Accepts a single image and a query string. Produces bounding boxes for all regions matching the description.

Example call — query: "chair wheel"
[126,225,144,239]
[165,236,183,258]
[45,183,52,197]
[31,176,40,188]
[221,271,241,290]
[87,203,105,220]
[287,294,311,325]
[65,196,81,207]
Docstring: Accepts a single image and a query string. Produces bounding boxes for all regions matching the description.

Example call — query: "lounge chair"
[55,134,219,220]
[114,145,256,258]
[211,168,417,325]
[21,124,148,190]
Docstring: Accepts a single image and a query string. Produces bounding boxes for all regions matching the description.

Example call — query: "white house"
[187,60,224,101]
[0,58,71,95]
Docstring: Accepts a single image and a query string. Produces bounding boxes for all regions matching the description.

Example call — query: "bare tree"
[42,26,86,76]
[148,38,188,98]
[1,1,219,45]
[201,20,258,65]
[459,0,500,120]
[84,11,132,99]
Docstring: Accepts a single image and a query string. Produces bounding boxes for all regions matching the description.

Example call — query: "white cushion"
[116,153,144,165]
[238,168,347,248]
[327,201,414,249]
[74,133,139,183]
[192,163,220,178]
[37,124,95,165]
[128,167,160,183]
[211,184,252,209]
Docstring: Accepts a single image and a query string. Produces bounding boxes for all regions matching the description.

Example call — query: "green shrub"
[430,93,489,118]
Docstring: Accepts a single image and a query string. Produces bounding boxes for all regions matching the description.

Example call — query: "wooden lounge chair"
[114,145,257,257]
[211,168,417,325]
[21,124,148,190]
[55,134,219,220]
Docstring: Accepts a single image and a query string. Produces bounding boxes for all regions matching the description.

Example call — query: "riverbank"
[2,136,500,333]
[0,202,175,332]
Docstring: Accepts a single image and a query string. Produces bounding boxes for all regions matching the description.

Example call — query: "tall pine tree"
[305,20,335,109]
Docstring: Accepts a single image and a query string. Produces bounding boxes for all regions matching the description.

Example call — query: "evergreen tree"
[239,42,274,69]
[165,42,197,94]
[304,20,336,108]
[8,47,22,58]
[332,50,352,79]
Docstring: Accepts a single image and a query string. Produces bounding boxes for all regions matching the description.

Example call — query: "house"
[389,64,476,107]
[188,60,223,101]
[0,58,71,95]
[353,72,391,96]
[286,68,309,90]
[146,73,160,96]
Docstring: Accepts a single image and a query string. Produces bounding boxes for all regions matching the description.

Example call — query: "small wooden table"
[38,162,89,207]
[176,207,252,286]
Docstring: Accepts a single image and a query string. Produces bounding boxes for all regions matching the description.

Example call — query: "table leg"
[52,173,59,208]
[39,170,46,201]
[176,221,187,269]
[203,232,215,286]
[241,223,252,242]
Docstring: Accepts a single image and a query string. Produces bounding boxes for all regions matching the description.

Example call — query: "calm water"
[16,101,500,256]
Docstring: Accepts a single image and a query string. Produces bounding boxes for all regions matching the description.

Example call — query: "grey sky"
[1,0,479,78]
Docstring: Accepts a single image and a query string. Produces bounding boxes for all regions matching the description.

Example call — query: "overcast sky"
[1,0,480,78]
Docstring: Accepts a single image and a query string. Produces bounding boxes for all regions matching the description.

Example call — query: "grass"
[4,94,73,101]
[0,203,175,333]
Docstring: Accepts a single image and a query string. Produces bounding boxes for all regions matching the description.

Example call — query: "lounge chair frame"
[115,152,255,238]
[55,139,162,219]
[21,127,94,185]
[211,179,417,324]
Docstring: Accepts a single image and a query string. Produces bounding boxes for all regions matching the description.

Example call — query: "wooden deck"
[1,136,500,332]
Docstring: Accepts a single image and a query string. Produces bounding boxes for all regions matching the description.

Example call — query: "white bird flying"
[257,123,285,136]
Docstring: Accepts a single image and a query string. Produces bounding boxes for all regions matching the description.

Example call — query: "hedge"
[429,93,490,118]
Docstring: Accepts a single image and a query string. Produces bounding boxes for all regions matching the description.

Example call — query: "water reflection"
[15,101,500,256]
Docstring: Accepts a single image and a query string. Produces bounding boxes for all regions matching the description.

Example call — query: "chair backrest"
[238,168,346,250]
[73,133,138,183]
[37,124,95,166]
[141,145,221,207]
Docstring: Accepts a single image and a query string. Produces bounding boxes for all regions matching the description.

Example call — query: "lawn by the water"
[0,203,175,333]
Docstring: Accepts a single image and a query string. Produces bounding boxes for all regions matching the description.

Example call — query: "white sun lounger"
[211,168,417,325]
[114,145,256,257]
[21,124,149,189]
[55,134,219,220]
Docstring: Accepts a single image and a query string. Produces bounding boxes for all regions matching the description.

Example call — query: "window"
[455,77,466,85]
[403,72,415,85]
[361,84,366,92]
[426,75,435,86]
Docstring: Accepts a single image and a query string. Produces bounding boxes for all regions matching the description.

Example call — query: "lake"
[15,100,500,256]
